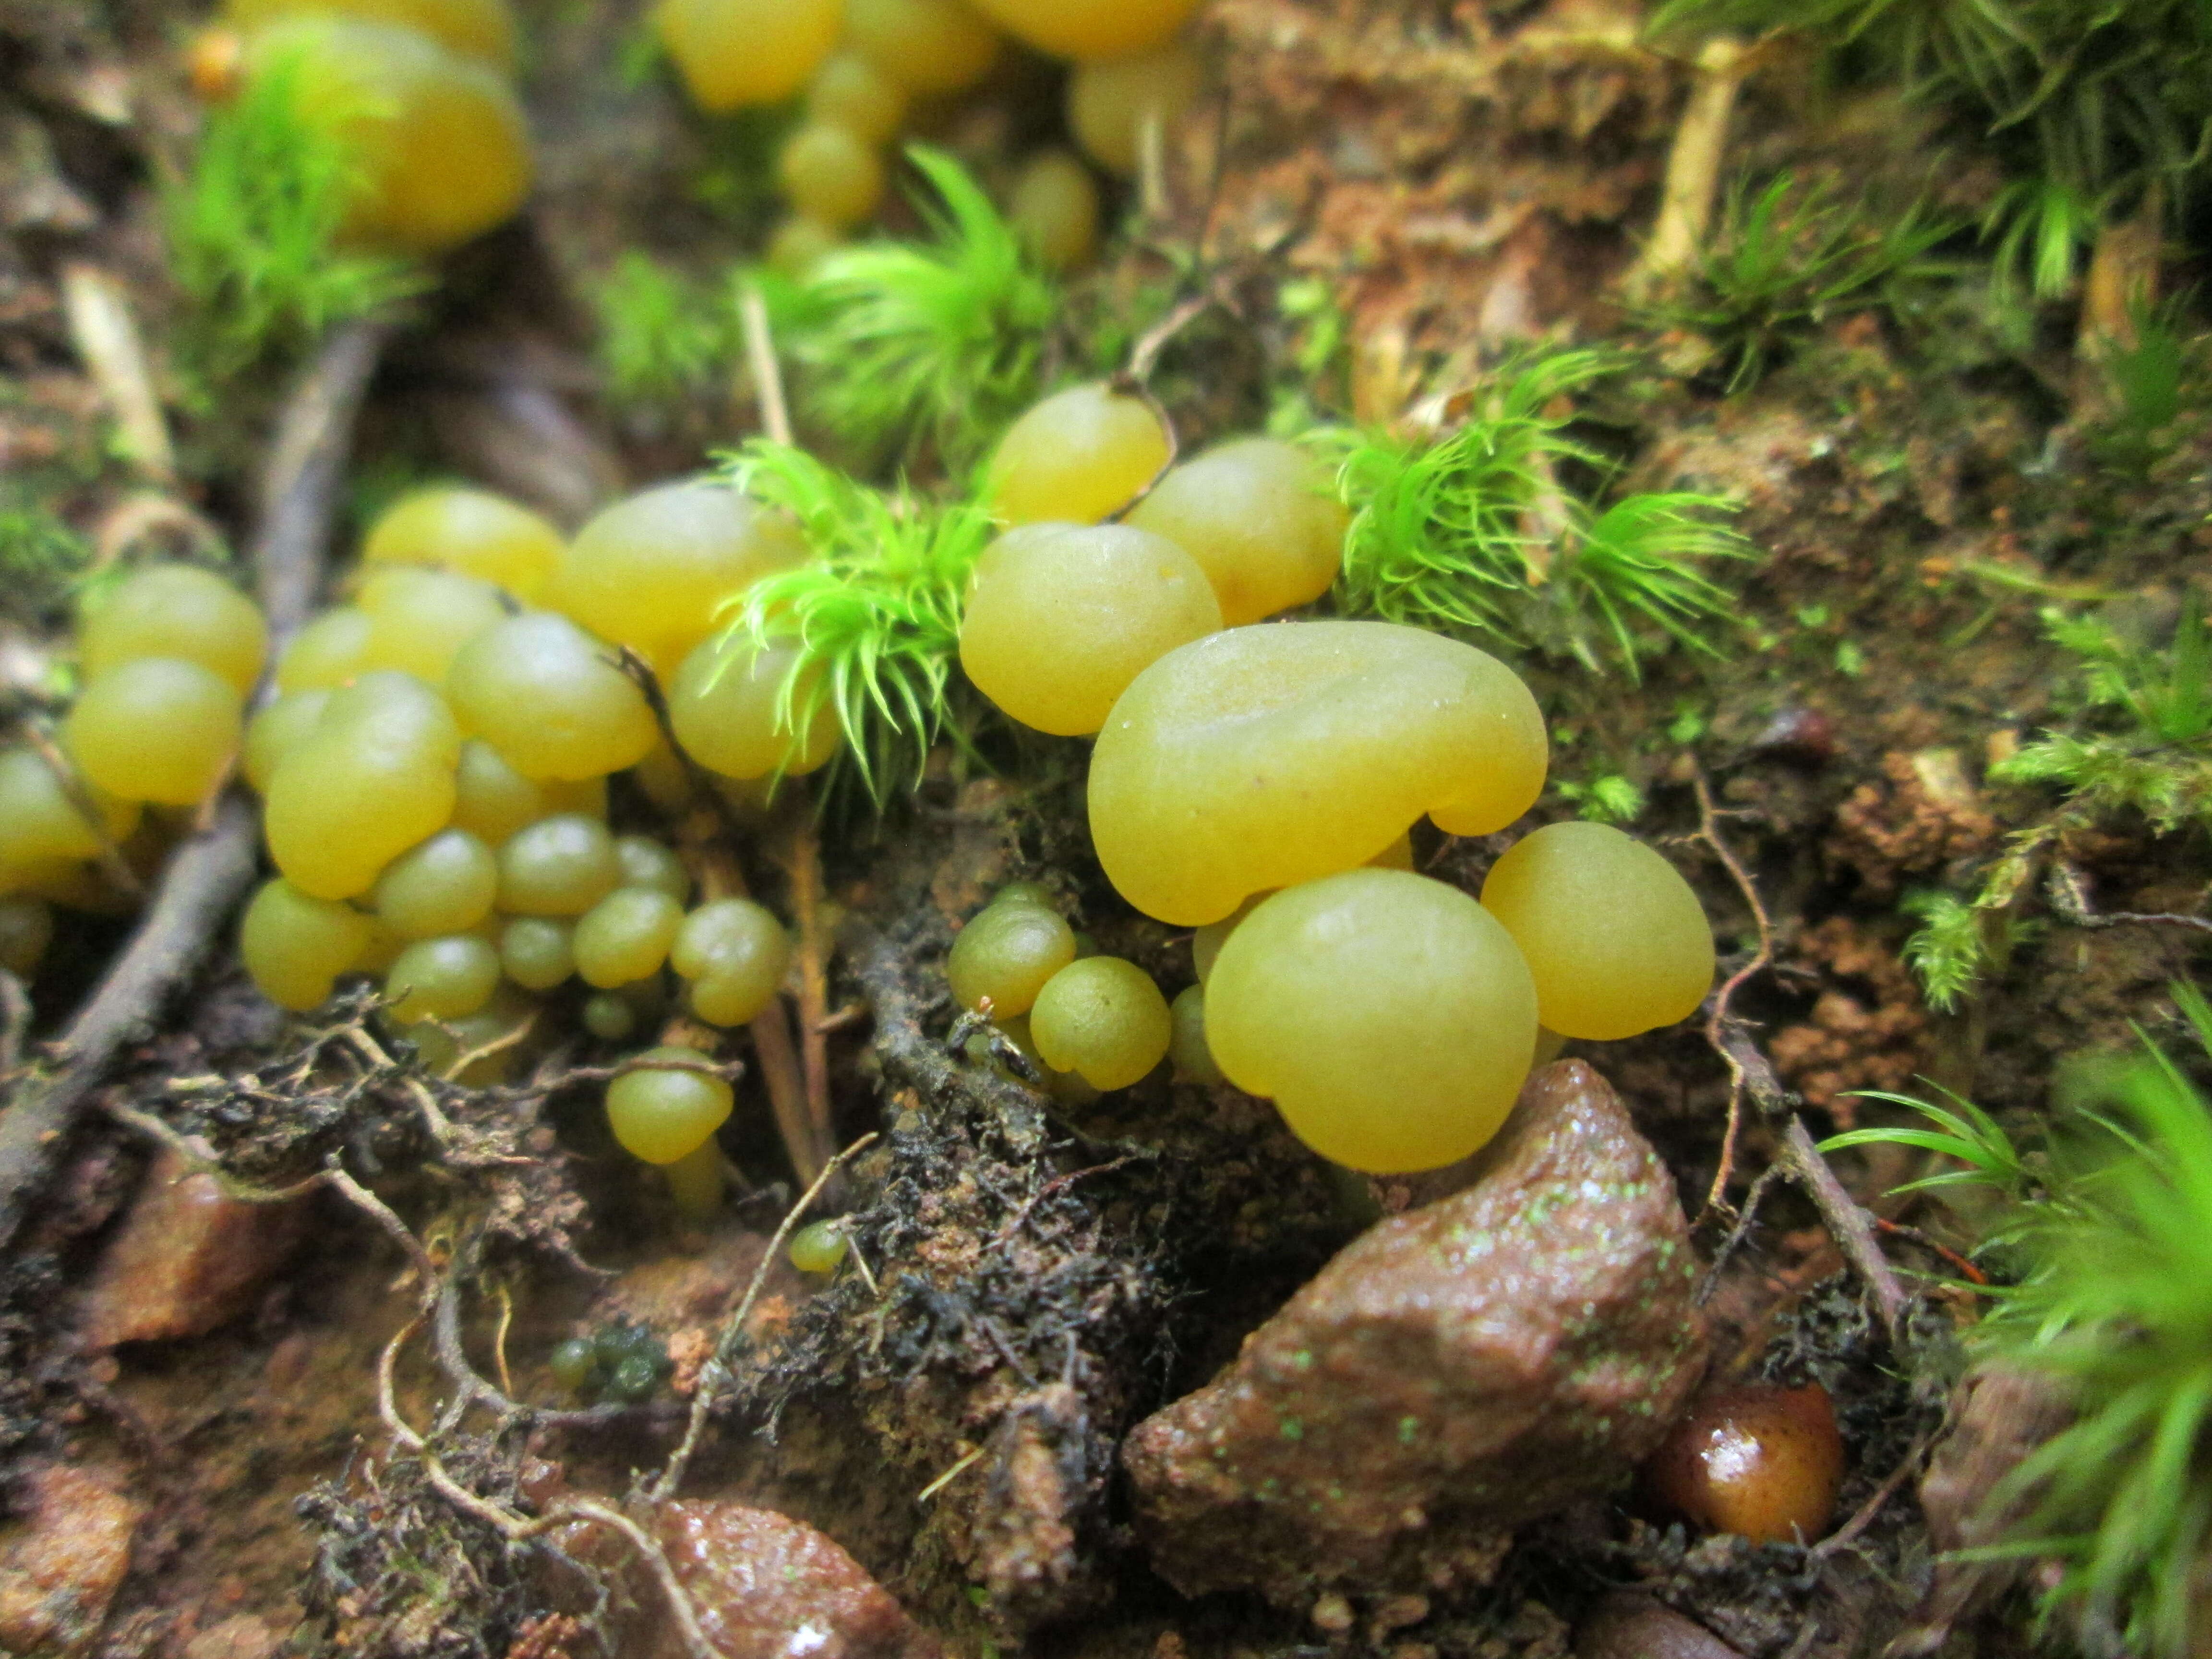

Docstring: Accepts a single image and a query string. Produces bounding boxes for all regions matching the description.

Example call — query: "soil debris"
[1827,748,1998,898]
[1767,919,1930,1122]
[1122,1060,1707,1609]
[0,1461,142,1657]
[75,1146,307,1349]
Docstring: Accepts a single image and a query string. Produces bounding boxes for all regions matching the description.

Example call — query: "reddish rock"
[1123,1061,1708,1606]
[647,1503,938,1659]
[0,1464,143,1656]
[78,1149,306,1348]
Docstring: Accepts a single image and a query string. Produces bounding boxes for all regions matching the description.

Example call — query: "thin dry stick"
[1693,770,1776,1221]
[0,319,387,1251]
[1628,34,1756,298]
[651,1131,878,1503]
[61,261,176,483]
[740,283,792,448]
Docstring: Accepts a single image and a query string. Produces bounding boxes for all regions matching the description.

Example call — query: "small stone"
[1575,1594,1745,1659]
[1122,1061,1709,1605]
[183,1614,281,1659]
[77,1150,305,1348]
[0,1464,143,1657]
[650,1502,938,1659]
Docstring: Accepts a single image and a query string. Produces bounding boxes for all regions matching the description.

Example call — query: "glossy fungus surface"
[446,612,659,781]
[654,0,840,108]
[1089,621,1547,924]
[1066,40,1200,173]
[946,894,1077,1017]
[1125,437,1346,625]
[79,564,268,696]
[606,1046,733,1164]
[361,485,564,599]
[1029,955,1171,1091]
[966,0,1199,60]
[1205,869,1538,1172]
[985,383,1171,527]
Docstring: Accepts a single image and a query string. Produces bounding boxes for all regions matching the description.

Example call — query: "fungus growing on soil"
[983,381,1173,527]
[605,1046,733,1165]
[1644,1382,1847,1545]
[1029,954,1173,1090]
[361,484,564,599]
[946,885,1078,1017]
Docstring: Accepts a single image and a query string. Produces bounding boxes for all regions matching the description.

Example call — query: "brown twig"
[0,319,387,1252]
[1810,1429,1936,1563]
[650,1131,878,1503]
[739,282,793,448]
[1692,770,1776,1221]
[2046,861,2212,934]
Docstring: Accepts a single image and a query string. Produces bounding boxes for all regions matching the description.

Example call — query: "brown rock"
[78,1149,305,1348]
[1123,1061,1708,1605]
[1575,1595,1744,1659]
[650,1503,938,1659]
[182,1614,282,1659]
[0,1463,142,1656]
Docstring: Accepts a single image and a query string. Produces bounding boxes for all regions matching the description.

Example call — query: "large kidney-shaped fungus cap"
[1087,619,1547,925]
[1480,820,1715,1041]
[1205,868,1538,1173]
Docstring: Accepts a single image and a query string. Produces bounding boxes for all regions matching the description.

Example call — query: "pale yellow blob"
[654,0,840,109]
[965,0,1198,60]
[844,0,999,92]
[667,635,839,780]
[1206,869,1538,1173]
[276,607,374,693]
[362,485,565,601]
[1008,149,1100,273]
[1479,821,1716,1041]
[1125,437,1346,625]
[357,566,507,687]
[959,523,1221,737]
[805,50,908,144]
[1088,620,1547,925]
[78,564,268,697]
[241,876,375,1011]
[1029,955,1170,1091]
[1066,40,1200,174]
[244,690,332,793]
[984,382,1171,527]
[226,0,518,70]
[66,659,243,807]
[445,612,659,781]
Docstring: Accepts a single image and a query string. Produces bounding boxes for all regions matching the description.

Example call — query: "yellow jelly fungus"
[554,480,806,675]
[244,690,331,794]
[1088,620,1547,925]
[959,523,1221,737]
[777,123,886,231]
[225,0,519,71]
[78,563,269,697]
[652,0,840,111]
[357,566,507,688]
[241,876,375,1011]
[496,812,622,916]
[1124,437,1347,626]
[605,1046,733,1164]
[1479,820,1716,1041]
[384,933,501,1022]
[805,50,908,144]
[767,215,842,278]
[946,896,1076,1017]
[448,738,546,844]
[1206,869,1538,1173]
[362,485,565,601]
[984,382,1172,527]
[263,671,462,901]
[498,914,575,989]
[1029,955,1171,1091]
[275,606,374,693]
[573,887,684,987]
[242,16,531,254]
[372,827,498,938]
[664,1135,725,1221]
[667,635,839,780]
[1008,149,1100,274]
[671,898,791,1027]
[614,835,689,902]
[844,0,999,93]
[1168,982,1222,1085]
[1066,40,1201,175]
[965,0,1198,61]
[65,658,244,807]
[0,751,137,882]
[445,612,659,781]
[788,1217,847,1274]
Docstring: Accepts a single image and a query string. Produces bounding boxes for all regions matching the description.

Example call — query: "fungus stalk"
[1631,35,1755,298]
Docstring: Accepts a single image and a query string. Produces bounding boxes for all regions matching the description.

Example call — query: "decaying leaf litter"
[7,0,2212,1654]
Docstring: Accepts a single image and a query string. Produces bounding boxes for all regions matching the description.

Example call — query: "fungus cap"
[1125,436,1346,625]
[1088,620,1546,925]
[652,0,840,109]
[362,485,565,600]
[984,383,1170,527]
[1479,821,1715,1041]
[965,0,1199,60]
[1205,868,1538,1173]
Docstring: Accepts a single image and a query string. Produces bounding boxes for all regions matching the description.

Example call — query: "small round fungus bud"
[966,0,1197,60]
[357,567,508,688]
[778,123,885,230]
[79,563,267,696]
[1029,956,1171,1091]
[946,898,1077,1017]
[664,1135,725,1221]
[844,0,998,91]
[241,877,374,1011]
[1168,984,1222,1084]
[1066,40,1201,175]
[1125,437,1347,625]
[362,485,564,601]
[668,636,838,780]
[65,657,243,806]
[606,1046,733,1164]
[276,607,374,695]
[449,739,548,845]
[497,814,622,916]
[549,1336,597,1391]
[1645,1383,1846,1545]
[614,835,690,903]
[985,383,1172,527]
[263,673,460,900]
[243,690,331,794]
[1088,621,1548,925]
[582,990,637,1041]
[0,748,140,875]
[788,1219,848,1274]
[960,523,1221,737]
[573,887,684,988]
[499,916,576,990]
[767,215,841,278]
[0,896,52,979]
[671,899,792,1027]
[1479,821,1715,1041]
[1205,869,1538,1173]
[652,0,839,109]
[805,50,907,144]
[554,481,805,674]
[373,828,498,939]
[385,934,501,1023]
[1009,150,1100,273]
[446,612,659,782]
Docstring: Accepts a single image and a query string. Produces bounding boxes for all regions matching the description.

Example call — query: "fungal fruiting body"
[1065,39,1201,174]
[1644,1382,1847,1545]
[1087,620,1547,926]
[362,485,565,600]
[1124,437,1347,626]
[984,382,1173,527]
[965,0,1199,59]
